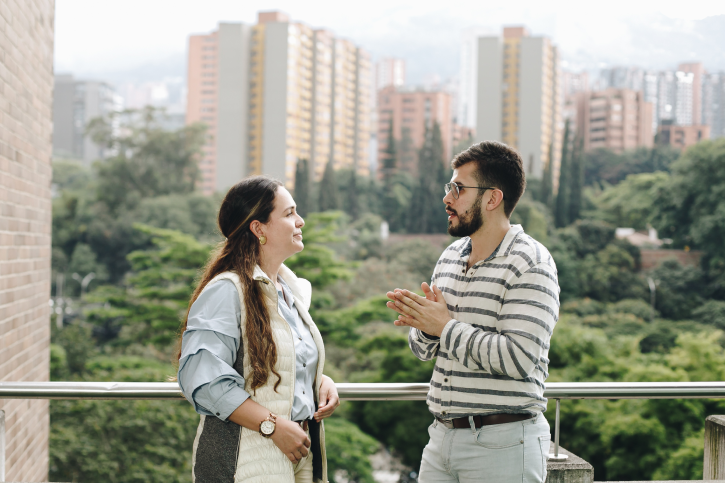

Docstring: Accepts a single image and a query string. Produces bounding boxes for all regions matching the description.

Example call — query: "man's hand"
[386,283,451,337]
[314,375,340,422]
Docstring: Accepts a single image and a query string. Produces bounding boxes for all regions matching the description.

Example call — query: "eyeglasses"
[444,183,501,200]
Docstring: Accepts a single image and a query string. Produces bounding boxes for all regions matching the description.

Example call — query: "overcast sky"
[55,0,725,85]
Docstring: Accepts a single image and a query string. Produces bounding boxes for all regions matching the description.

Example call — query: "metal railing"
[2,381,725,466]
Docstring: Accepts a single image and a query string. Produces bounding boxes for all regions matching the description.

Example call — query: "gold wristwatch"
[259,412,277,438]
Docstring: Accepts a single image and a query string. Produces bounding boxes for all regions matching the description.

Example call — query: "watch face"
[260,420,275,435]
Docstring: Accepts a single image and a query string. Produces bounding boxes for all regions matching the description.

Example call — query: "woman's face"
[258,187,305,261]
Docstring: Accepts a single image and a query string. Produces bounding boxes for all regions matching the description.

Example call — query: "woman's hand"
[314,375,340,422]
[270,418,311,464]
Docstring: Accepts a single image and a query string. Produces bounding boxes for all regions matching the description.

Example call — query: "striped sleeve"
[408,327,441,362]
[439,262,559,379]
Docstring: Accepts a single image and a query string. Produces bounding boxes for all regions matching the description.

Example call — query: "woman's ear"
[249,220,264,238]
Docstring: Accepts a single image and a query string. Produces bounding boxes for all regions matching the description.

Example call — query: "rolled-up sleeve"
[177,280,250,421]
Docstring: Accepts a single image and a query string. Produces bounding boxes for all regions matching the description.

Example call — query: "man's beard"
[448,195,483,237]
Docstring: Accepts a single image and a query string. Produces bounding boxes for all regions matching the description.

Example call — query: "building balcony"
[2,381,725,482]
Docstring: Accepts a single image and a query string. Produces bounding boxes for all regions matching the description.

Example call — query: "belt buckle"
[436,417,454,429]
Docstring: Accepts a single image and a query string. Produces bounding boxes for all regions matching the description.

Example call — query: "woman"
[177,176,339,483]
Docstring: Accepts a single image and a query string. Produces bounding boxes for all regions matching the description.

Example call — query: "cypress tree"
[540,143,554,209]
[408,122,448,233]
[293,158,310,217]
[381,120,397,181]
[554,121,571,228]
[318,159,340,212]
[568,136,585,223]
[347,168,360,221]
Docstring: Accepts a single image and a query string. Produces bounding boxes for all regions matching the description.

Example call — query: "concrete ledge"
[547,443,594,483]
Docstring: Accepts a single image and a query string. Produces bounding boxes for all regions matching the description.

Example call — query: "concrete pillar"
[705,415,725,479]
[546,444,593,483]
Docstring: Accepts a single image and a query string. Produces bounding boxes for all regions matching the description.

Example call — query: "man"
[387,141,559,483]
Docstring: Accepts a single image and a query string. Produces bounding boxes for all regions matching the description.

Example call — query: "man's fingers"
[421,282,436,301]
[386,301,408,315]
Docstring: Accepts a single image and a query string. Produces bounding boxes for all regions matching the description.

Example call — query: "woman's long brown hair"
[177,176,283,392]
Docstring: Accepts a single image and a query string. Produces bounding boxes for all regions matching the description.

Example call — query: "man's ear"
[485,189,505,212]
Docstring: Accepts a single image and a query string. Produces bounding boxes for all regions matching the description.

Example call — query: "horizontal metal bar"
[1,381,725,401]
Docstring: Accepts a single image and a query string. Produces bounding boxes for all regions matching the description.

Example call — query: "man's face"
[443,163,484,237]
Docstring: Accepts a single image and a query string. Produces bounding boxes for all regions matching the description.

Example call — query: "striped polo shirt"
[409,224,559,419]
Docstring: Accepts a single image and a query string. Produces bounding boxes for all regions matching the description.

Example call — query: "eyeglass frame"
[444,182,505,200]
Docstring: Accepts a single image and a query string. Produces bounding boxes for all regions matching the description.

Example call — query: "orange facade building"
[377,86,452,176]
[187,12,370,194]
[573,88,654,153]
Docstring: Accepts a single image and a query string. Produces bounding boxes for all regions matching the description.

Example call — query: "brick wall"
[0,0,55,481]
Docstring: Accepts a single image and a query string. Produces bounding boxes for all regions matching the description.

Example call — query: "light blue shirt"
[177,278,318,422]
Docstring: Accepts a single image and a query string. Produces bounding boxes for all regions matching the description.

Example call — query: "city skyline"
[56,1,725,88]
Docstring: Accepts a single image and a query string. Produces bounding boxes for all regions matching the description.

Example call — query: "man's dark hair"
[451,141,526,218]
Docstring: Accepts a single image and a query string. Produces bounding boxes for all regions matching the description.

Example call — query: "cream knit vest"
[198,265,327,483]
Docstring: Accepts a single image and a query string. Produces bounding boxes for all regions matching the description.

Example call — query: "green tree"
[569,137,585,223]
[381,172,414,232]
[381,121,397,181]
[319,159,341,212]
[87,107,207,214]
[324,418,380,483]
[286,212,354,292]
[592,172,669,230]
[539,143,554,208]
[347,168,360,221]
[294,158,311,217]
[85,225,212,349]
[398,126,416,172]
[555,121,571,227]
[408,122,449,234]
[651,139,725,260]
[49,358,198,483]
[584,146,680,187]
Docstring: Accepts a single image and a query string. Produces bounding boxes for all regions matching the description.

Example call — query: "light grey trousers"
[419,413,550,483]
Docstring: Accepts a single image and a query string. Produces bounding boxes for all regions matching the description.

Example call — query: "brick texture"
[0,0,55,481]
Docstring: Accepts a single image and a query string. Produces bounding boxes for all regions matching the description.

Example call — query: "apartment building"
[703,73,725,139]
[573,88,653,153]
[474,26,563,181]
[657,121,710,150]
[53,74,118,166]
[377,86,452,176]
[187,12,371,193]
[375,58,405,91]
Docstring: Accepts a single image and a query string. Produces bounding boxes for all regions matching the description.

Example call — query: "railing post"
[548,399,568,462]
[0,409,5,482]
[704,415,725,479]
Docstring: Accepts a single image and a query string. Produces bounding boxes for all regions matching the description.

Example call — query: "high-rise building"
[377,86,452,176]
[474,26,563,180]
[375,58,405,91]
[703,73,725,139]
[187,12,371,194]
[573,88,654,153]
[562,71,589,98]
[678,62,704,125]
[457,27,493,130]
[657,121,710,150]
[187,23,252,196]
[53,74,119,166]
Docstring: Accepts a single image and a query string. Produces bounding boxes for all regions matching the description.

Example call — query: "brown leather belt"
[296,420,309,431]
[437,413,533,429]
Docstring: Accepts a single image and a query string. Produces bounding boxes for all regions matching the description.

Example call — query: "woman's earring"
[259,236,267,245]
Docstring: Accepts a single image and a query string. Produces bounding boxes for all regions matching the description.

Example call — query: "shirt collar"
[456,224,524,261]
